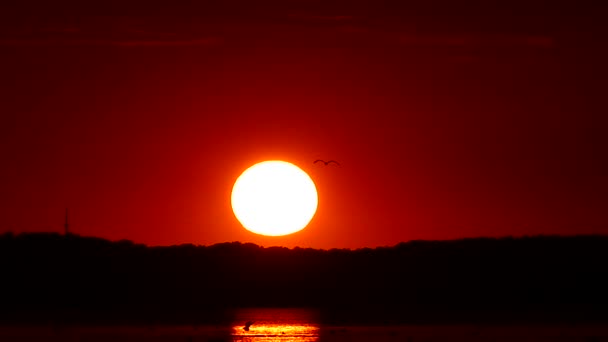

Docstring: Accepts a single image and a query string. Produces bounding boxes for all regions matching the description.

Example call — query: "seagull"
[243,321,254,331]
[314,159,340,166]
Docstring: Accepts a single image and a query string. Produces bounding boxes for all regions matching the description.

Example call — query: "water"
[231,308,319,342]
[1,308,607,341]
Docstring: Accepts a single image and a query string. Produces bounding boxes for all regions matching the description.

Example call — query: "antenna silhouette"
[64,208,70,235]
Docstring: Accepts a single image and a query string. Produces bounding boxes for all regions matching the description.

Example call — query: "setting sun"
[231,161,318,236]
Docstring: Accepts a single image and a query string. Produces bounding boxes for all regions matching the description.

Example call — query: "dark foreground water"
[1,308,608,342]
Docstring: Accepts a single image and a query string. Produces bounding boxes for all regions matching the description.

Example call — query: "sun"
[231,160,318,236]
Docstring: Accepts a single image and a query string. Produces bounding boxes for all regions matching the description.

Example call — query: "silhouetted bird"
[314,159,340,166]
[243,321,254,331]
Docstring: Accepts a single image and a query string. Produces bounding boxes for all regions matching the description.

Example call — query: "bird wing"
[327,160,341,166]
[313,159,325,164]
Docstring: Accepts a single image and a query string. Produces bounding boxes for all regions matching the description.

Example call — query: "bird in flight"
[314,159,340,166]
[243,321,255,331]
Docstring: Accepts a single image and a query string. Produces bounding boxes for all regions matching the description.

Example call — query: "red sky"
[1,1,607,248]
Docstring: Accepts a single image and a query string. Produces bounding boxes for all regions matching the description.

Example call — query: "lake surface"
[1,308,608,341]
[232,308,319,341]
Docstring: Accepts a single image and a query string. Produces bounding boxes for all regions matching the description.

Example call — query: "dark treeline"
[1,232,607,325]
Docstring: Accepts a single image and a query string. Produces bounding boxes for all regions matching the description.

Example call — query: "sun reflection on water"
[231,308,319,342]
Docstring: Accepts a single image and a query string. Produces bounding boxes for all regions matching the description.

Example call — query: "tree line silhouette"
[0,232,607,324]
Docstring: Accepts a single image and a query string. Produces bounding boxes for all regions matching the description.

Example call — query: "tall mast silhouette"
[64,208,69,235]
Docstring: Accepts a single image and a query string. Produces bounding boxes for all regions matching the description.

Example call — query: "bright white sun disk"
[231,161,318,236]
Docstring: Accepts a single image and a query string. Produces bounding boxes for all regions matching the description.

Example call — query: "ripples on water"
[231,308,319,342]
[1,308,607,341]
[230,309,608,342]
